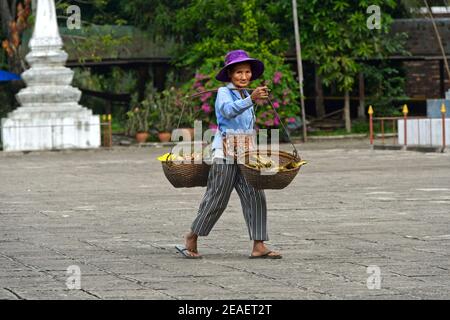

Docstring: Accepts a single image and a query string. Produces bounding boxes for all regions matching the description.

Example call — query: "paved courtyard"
[1,140,449,300]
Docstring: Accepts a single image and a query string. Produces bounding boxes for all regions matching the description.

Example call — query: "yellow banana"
[158,152,205,162]
[157,153,173,162]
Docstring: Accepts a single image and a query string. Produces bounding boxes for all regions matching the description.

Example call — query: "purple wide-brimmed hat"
[215,50,264,82]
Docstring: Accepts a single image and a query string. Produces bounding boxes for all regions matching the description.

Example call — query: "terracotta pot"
[179,128,195,141]
[135,132,149,143]
[158,132,172,142]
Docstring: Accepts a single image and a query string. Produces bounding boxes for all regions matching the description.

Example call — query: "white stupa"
[1,0,100,152]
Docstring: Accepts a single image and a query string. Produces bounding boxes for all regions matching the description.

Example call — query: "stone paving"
[1,140,450,300]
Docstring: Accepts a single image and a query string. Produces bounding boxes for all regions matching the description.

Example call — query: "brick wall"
[403,60,450,99]
[392,18,450,56]
[392,19,450,98]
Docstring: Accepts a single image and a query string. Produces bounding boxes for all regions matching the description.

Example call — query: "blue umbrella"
[0,70,21,81]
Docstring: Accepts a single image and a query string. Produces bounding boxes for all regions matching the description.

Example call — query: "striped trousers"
[191,161,268,241]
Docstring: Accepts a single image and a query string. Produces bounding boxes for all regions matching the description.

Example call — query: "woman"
[176,50,282,259]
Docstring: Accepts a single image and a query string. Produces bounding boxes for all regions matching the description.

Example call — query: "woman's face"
[229,63,252,88]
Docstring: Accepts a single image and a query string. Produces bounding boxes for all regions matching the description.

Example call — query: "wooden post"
[442,103,446,152]
[403,104,409,147]
[344,91,351,133]
[292,0,307,142]
[368,105,374,145]
[101,115,106,147]
[358,72,366,119]
[392,119,396,145]
[315,65,325,118]
[440,59,445,98]
[108,114,112,148]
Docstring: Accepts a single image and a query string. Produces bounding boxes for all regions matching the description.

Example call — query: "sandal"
[175,245,202,259]
[249,250,282,259]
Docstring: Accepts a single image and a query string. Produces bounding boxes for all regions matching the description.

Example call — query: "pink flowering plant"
[253,59,300,129]
[177,0,301,131]
[182,72,216,129]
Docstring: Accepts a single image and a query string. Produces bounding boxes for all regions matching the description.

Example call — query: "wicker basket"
[238,150,301,190]
[162,160,210,188]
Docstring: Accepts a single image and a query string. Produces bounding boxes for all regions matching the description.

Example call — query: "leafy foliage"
[1,0,415,128]
[55,0,128,26]
[73,67,138,94]
[125,94,152,134]
[172,0,300,129]
[73,67,139,128]
[120,0,410,126]
[54,2,132,63]
[63,26,132,64]
[364,61,407,116]
[152,87,184,132]
[298,0,405,92]
[125,84,188,135]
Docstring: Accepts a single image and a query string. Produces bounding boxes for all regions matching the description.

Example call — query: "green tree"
[297,0,406,132]
[170,0,300,130]
[121,0,409,132]
[55,0,128,26]
[2,1,413,131]
[117,0,185,40]
[54,0,131,64]
[0,0,132,71]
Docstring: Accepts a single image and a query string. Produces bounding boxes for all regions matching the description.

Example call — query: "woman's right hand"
[251,86,269,102]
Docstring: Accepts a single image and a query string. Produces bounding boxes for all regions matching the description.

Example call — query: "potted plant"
[125,93,152,143]
[154,87,178,142]
[174,89,198,141]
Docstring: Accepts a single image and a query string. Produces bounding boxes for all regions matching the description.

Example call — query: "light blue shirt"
[211,83,256,151]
